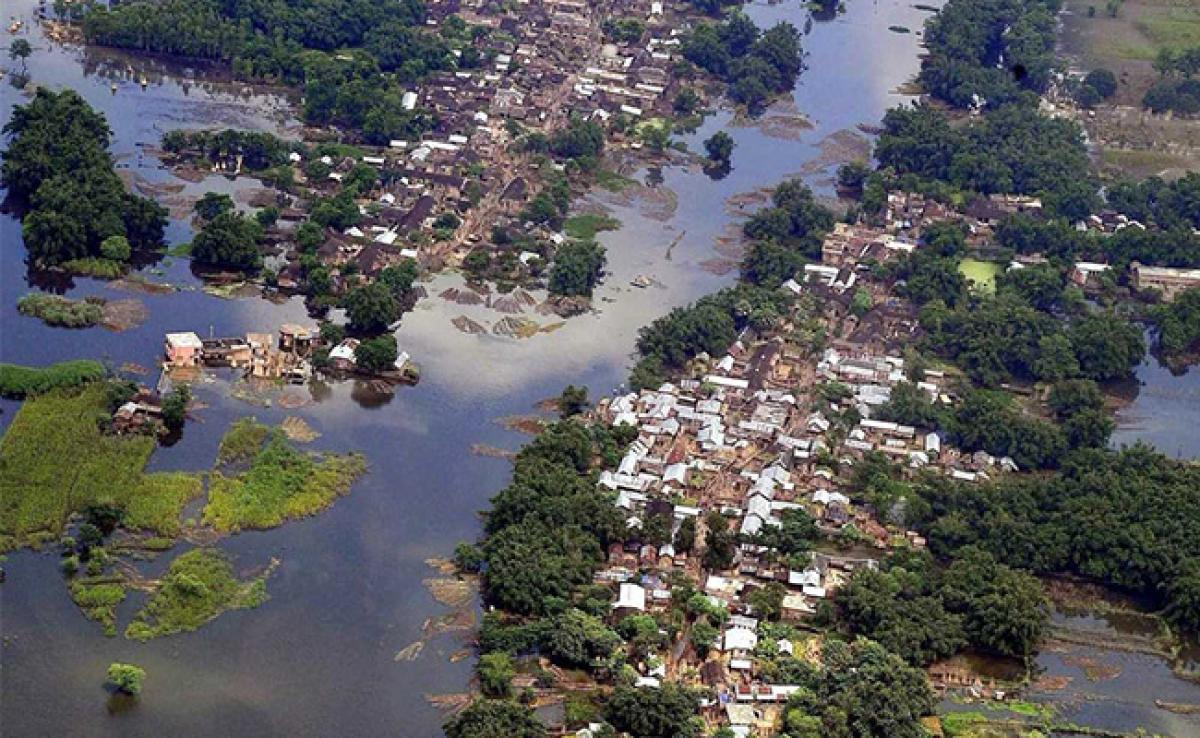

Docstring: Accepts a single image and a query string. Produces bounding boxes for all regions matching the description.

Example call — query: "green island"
[16,293,105,328]
[204,419,367,532]
[0,371,365,638]
[125,548,270,641]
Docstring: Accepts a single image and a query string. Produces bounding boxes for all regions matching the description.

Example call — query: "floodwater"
[1112,352,1200,460]
[2,0,1195,736]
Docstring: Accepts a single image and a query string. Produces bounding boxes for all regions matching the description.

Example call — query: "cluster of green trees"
[874,103,1096,219]
[548,240,606,298]
[81,0,444,143]
[192,207,265,273]
[920,0,1060,109]
[1107,173,1200,231]
[774,638,934,738]
[741,179,836,287]
[343,260,420,335]
[1153,288,1200,364]
[2,89,167,267]
[1143,46,1200,114]
[161,128,297,171]
[834,548,1048,665]
[629,285,791,389]
[682,14,804,110]
[914,445,1200,631]
[1075,67,1118,107]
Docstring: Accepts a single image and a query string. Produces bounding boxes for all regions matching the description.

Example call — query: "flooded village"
[2,0,1200,736]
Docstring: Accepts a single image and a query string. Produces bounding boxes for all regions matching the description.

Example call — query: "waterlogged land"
[3,1,1199,737]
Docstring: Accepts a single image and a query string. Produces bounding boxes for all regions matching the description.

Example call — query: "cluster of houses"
[163,325,317,382]
[264,0,701,297]
[588,298,1021,727]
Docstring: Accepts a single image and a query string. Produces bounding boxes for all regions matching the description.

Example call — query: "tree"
[161,385,190,431]
[690,618,719,657]
[558,385,589,417]
[344,282,400,334]
[702,511,736,571]
[477,653,515,698]
[191,212,262,272]
[194,192,235,221]
[549,240,606,298]
[9,38,32,71]
[445,699,546,738]
[99,235,131,262]
[703,131,735,165]
[541,608,621,668]
[354,334,399,373]
[1068,312,1145,381]
[748,582,786,621]
[1083,68,1118,99]
[106,663,145,695]
[605,684,701,738]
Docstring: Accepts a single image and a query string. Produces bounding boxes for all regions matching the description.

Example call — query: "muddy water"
[10,1,1188,737]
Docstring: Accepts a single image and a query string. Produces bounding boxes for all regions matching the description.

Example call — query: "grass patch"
[17,293,105,328]
[216,417,272,467]
[203,422,366,532]
[0,384,157,550]
[595,168,636,193]
[123,473,204,536]
[125,548,268,640]
[958,259,1003,294]
[60,258,126,279]
[563,213,621,240]
[69,576,127,636]
[1135,6,1200,51]
[0,360,106,399]
[165,242,193,258]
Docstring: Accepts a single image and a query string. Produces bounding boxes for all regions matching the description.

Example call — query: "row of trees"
[161,128,297,171]
[682,14,804,111]
[2,89,167,267]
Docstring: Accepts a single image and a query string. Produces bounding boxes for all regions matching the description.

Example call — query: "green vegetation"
[162,128,298,171]
[191,211,264,273]
[1153,288,1200,365]
[834,548,1049,665]
[444,699,546,738]
[594,168,637,193]
[106,662,145,695]
[80,0,441,143]
[1,89,167,267]
[0,360,106,399]
[0,384,157,550]
[17,293,105,328]
[548,240,607,298]
[562,213,620,240]
[123,473,203,537]
[61,257,127,278]
[682,13,804,111]
[203,421,366,532]
[355,335,399,373]
[216,417,272,466]
[741,179,836,286]
[126,548,268,640]
[915,445,1200,632]
[920,0,1059,109]
[71,577,127,635]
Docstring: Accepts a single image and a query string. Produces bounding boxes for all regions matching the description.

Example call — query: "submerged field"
[0,384,164,550]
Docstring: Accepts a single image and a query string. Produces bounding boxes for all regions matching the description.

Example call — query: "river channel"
[2,0,1197,736]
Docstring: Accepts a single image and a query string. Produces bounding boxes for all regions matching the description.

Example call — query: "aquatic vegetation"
[215,417,272,466]
[17,293,105,328]
[106,662,145,695]
[0,360,107,398]
[125,548,268,641]
[0,384,156,550]
[204,422,366,532]
[69,577,127,636]
[562,213,620,241]
[122,473,204,537]
[60,258,127,279]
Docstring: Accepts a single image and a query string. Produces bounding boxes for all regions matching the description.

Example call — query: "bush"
[106,663,145,694]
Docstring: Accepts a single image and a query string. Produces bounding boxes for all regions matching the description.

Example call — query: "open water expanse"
[2,0,1198,735]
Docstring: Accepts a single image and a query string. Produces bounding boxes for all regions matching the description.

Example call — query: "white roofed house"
[613,582,646,614]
